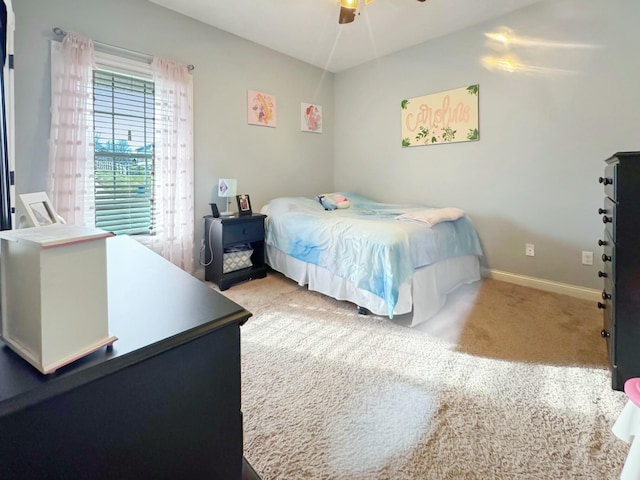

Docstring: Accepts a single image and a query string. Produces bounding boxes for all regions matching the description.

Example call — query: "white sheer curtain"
[149,57,194,273]
[47,33,95,226]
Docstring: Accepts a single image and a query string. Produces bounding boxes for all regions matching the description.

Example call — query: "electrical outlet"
[582,251,593,265]
[525,243,535,257]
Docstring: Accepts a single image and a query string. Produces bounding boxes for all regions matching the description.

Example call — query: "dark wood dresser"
[598,151,640,391]
[0,235,260,479]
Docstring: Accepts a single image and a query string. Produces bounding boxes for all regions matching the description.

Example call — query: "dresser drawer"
[602,273,613,306]
[601,258,615,366]
[223,220,264,245]
[601,161,617,201]
[601,197,616,243]
[602,288,615,365]
[601,230,615,280]
[602,249,614,285]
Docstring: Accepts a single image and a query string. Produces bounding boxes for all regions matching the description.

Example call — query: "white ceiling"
[148,0,544,73]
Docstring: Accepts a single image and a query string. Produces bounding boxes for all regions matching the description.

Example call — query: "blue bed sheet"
[263,193,483,317]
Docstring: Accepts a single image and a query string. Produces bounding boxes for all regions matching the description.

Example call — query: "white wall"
[13,0,334,269]
[334,0,639,289]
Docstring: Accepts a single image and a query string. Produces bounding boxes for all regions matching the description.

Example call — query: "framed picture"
[236,194,252,216]
[17,192,63,228]
[247,90,277,127]
[301,102,322,133]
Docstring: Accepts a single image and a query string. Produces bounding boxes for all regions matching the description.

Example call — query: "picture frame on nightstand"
[236,194,252,216]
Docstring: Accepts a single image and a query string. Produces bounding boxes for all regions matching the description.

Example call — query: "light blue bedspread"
[262,193,483,317]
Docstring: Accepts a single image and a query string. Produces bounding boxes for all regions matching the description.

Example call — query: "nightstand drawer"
[224,220,263,244]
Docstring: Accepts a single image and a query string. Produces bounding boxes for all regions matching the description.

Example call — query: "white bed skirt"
[265,245,481,327]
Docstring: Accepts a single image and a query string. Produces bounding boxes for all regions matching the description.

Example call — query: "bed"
[260,193,483,326]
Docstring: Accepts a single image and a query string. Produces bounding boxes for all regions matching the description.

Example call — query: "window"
[49,35,195,272]
[93,70,155,236]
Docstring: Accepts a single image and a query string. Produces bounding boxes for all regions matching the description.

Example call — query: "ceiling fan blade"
[338,0,358,24]
[338,8,356,23]
[339,0,423,25]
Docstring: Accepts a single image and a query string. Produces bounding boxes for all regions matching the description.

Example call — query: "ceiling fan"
[338,0,426,24]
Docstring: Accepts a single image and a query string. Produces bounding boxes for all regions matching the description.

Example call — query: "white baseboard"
[194,267,205,281]
[481,268,601,302]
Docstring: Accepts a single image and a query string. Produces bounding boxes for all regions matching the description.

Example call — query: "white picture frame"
[17,192,63,228]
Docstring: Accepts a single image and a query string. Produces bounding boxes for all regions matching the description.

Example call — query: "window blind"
[93,70,155,235]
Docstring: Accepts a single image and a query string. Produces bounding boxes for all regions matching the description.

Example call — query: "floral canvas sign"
[301,103,322,133]
[248,90,277,127]
[401,85,479,147]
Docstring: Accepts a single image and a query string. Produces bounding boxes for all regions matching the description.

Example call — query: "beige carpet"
[213,273,629,480]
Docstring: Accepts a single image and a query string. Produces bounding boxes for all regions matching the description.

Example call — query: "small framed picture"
[236,194,252,216]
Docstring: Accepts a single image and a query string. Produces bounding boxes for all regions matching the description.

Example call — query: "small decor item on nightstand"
[236,194,252,216]
[209,203,220,218]
[218,178,237,216]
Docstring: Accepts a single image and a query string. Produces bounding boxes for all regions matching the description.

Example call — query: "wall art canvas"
[401,84,479,147]
[247,90,277,127]
[301,103,323,133]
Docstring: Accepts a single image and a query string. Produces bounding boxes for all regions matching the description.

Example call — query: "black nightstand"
[203,214,268,290]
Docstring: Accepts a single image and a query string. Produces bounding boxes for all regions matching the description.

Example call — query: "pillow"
[333,194,350,209]
[315,194,337,211]
[396,207,465,227]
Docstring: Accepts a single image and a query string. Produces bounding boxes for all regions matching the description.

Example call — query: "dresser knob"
[598,208,607,215]
[602,291,612,300]
[601,328,610,337]
[598,303,606,310]
[602,216,612,224]
[602,253,612,262]
[598,177,613,185]
[598,271,608,278]
[598,239,607,246]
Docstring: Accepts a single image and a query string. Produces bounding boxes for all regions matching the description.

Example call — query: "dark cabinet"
[0,236,255,479]
[598,151,640,390]
[204,214,268,290]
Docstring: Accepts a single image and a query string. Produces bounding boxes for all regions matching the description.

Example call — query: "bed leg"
[356,306,368,316]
